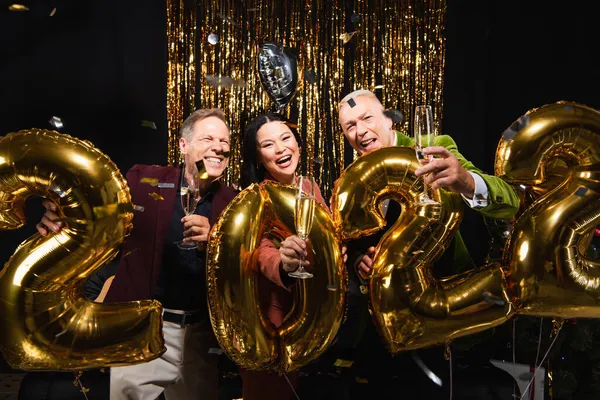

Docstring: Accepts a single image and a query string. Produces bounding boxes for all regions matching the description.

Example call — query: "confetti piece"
[209,348,225,355]
[196,160,210,180]
[333,359,354,368]
[373,84,384,90]
[157,182,175,189]
[314,157,323,165]
[283,121,299,130]
[412,353,442,386]
[140,177,159,186]
[133,205,145,212]
[49,116,64,129]
[8,4,29,11]
[49,7,56,16]
[93,203,134,218]
[218,13,238,25]
[347,98,356,108]
[149,192,165,201]
[141,120,157,130]
[208,33,219,45]
[339,31,357,44]
[383,109,404,124]
[326,284,337,291]
[122,248,140,258]
[304,70,317,84]
[482,290,505,306]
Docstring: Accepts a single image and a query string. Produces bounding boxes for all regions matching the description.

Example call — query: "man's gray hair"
[179,108,229,140]
[339,89,381,108]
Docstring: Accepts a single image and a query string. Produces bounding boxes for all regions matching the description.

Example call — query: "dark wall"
[0,0,167,308]
[443,0,599,264]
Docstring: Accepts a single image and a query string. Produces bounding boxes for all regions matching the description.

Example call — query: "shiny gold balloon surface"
[207,182,346,372]
[331,147,512,352]
[496,102,600,318]
[0,129,164,371]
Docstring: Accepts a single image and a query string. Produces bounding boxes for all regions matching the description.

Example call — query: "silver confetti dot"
[207,33,219,45]
[49,116,64,129]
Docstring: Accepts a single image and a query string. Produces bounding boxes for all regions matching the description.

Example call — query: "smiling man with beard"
[36,108,238,400]
[330,90,519,398]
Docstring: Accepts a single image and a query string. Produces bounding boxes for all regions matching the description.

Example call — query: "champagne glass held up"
[176,161,202,250]
[414,105,440,205]
[289,175,315,279]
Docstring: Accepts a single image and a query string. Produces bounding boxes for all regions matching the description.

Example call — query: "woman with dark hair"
[239,112,328,399]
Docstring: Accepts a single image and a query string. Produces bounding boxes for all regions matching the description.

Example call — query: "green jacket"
[395,131,519,219]
[394,130,520,272]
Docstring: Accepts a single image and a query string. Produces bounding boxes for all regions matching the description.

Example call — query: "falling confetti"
[333,359,353,368]
[207,33,219,45]
[339,31,357,44]
[206,75,245,88]
[140,177,159,186]
[49,116,64,129]
[304,70,317,84]
[149,192,165,201]
[313,157,323,165]
[196,160,209,180]
[482,290,505,306]
[49,7,56,16]
[283,121,299,130]
[383,109,404,124]
[350,13,360,23]
[8,4,29,11]
[141,120,157,130]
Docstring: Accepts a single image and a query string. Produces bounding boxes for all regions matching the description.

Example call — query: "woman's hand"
[279,235,308,272]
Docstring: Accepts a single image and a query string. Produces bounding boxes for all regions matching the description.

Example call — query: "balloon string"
[448,346,453,400]
[521,326,562,399]
[534,317,543,367]
[283,372,301,400]
[513,318,517,399]
[74,373,89,400]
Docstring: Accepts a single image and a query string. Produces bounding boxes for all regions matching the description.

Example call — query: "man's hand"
[279,235,308,272]
[182,215,211,247]
[36,200,64,236]
[415,146,475,198]
[357,246,376,279]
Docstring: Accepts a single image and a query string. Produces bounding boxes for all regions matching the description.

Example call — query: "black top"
[153,178,218,311]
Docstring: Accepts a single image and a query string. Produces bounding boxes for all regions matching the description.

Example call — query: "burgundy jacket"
[105,164,238,303]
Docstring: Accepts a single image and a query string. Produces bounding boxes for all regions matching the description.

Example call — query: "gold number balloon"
[0,129,164,371]
[496,102,600,317]
[207,182,346,372]
[331,146,512,353]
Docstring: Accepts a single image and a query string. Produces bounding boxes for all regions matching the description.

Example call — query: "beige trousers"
[110,320,219,400]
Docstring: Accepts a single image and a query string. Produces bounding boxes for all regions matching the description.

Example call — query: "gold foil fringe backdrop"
[166,0,446,196]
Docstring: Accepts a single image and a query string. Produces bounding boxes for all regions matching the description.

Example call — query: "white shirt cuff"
[462,172,489,208]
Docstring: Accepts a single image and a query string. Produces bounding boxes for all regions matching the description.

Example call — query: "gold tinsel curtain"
[167,0,446,197]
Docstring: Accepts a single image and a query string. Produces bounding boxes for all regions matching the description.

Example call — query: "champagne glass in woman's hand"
[414,105,440,205]
[289,176,315,279]
[177,161,202,250]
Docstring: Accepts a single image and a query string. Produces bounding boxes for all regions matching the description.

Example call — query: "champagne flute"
[289,176,315,279]
[177,161,202,250]
[414,105,440,205]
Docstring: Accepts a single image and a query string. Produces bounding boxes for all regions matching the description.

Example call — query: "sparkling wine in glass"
[414,105,440,205]
[289,176,315,279]
[177,161,202,250]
